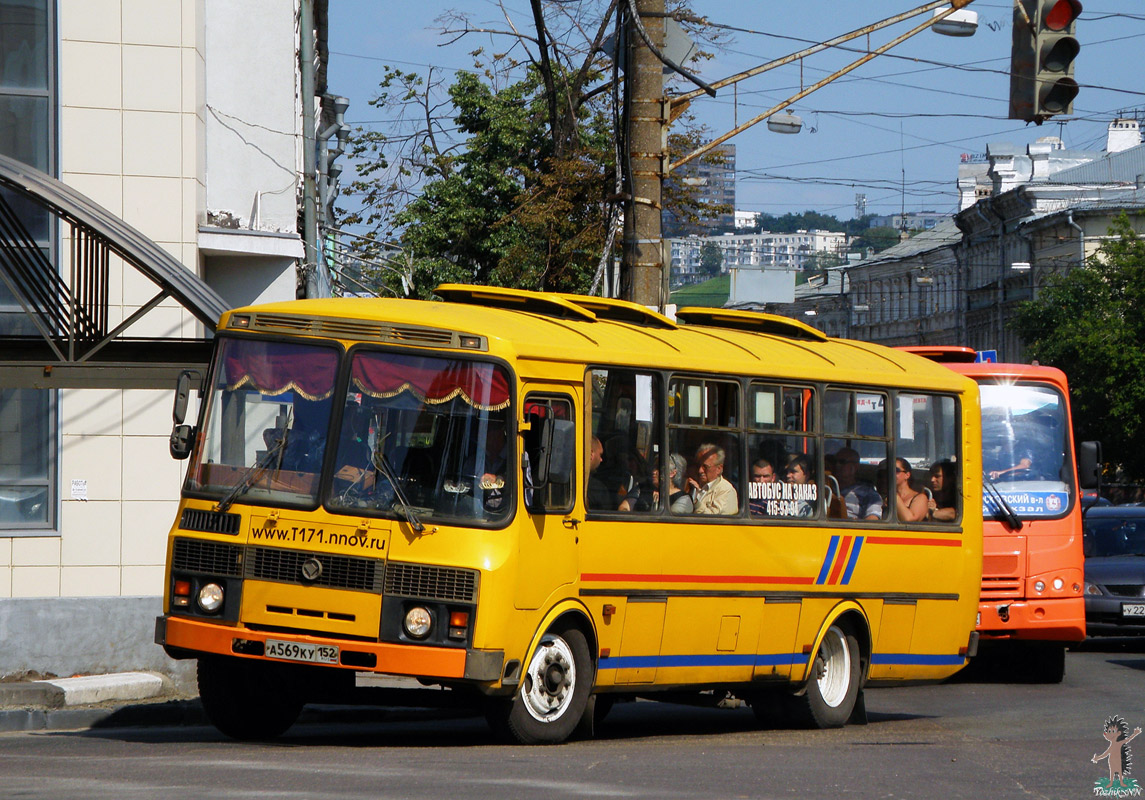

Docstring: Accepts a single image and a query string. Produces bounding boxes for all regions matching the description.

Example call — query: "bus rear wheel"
[197,656,304,740]
[487,626,592,745]
[786,623,861,729]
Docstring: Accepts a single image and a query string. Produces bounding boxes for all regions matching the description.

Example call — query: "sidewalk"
[0,672,203,733]
[0,671,465,733]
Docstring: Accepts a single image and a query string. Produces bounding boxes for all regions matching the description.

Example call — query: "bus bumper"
[976,597,1085,642]
[156,615,477,680]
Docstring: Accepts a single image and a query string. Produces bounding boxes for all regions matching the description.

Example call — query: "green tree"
[849,226,901,254]
[341,3,726,298]
[699,241,723,277]
[1011,214,1145,479]
[751,210,846,235]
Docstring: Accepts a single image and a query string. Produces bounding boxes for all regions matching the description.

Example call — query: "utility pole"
[300,0,319,298]
[621,0,666,308]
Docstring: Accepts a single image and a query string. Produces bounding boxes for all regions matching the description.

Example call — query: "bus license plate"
[265,639,339,664]
[1121,604,1145,618]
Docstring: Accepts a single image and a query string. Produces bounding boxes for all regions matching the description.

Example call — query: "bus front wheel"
[487,625,592,745]
[197,656,304,740]
[786,623,861,729]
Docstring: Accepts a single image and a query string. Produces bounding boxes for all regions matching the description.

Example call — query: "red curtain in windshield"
[351,352,509,411]
[222,339,338,401]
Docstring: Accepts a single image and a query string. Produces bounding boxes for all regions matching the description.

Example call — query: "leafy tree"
[340,3,726,298]
[849,226,901,254]
[1011,214,1145,479]
[751,210,847,235]
[802,250,845,273]
[699,241,723,277]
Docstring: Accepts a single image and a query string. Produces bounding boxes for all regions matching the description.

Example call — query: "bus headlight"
[404,606,432,639]
[1034,580,1045,594]
[197,582,224,613]
[1052,578,1064,591]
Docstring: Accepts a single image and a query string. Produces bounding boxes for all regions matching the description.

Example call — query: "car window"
[1084,515,1145,557]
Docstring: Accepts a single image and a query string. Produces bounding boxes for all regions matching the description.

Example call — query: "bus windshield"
[186,338,515,524]
[187,338,340,509]
[979,381,1071,518]
[326,349,514,525]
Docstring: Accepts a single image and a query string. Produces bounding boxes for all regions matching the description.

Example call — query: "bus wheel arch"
[788,606,870,729]
[486,605,597,744]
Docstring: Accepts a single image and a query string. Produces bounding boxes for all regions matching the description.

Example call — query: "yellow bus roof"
[220,287,974,393]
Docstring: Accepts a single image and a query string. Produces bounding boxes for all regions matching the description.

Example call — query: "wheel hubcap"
[521,634,577,722]
[816,626,852,708]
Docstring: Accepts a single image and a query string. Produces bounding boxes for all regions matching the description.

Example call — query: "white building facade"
[0,0,323,678]
[669,229,847,286]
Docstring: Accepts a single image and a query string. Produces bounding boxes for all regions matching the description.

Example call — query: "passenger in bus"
[690,445,739,515]
[597,433,641,508]
[748,458,777,516]
[586,436,630,512]
[928,460,958,521]
[891,458,929,522]
[667,453,694,514]
[587,436,612,510]
[832,447,883,520]
[782,454,816,518]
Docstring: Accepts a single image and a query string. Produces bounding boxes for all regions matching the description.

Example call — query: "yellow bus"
[156,285,983,743]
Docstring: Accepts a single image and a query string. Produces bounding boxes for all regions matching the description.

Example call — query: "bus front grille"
[980,576,1022,598]
[172,537,243,577]
[180,508,241,535]
[384,562,478,602]
[246,546,384,593]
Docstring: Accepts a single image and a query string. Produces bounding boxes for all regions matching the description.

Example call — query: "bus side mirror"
[171,370,200,460]
[170,425,194,460]
[1078,440,1102,492]
[173,370,196,424]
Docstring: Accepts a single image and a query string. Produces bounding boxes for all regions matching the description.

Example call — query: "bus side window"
[895,393,960,523]
[588,369,664,515]
[669,378,740,516]
[523,394,575,514]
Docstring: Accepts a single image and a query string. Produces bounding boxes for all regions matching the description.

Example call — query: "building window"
[0,0,57,531]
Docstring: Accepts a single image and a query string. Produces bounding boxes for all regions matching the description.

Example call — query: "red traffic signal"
[1044,0,1082,31]
[1009,0,1082,124]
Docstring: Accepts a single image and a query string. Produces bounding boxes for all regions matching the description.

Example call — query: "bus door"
[584,368,666,685]
[515,390,579,610]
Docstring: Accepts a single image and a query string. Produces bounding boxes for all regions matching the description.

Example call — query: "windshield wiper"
[371,446,425,533]
[983,478,1023,531]
[213,426,290,513]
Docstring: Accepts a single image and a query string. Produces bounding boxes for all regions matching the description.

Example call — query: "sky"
[327,1,1145,224]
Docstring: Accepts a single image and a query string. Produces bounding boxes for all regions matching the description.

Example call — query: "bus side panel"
[870,600,916,681]
[656,595,761,685]
[753,598,802,681]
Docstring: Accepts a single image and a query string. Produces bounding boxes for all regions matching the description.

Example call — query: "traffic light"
[1009,0,1082,124]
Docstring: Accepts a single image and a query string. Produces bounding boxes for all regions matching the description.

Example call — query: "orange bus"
[903,346,1099,682]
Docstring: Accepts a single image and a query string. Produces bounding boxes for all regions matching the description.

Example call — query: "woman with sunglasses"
[893,458,929,522]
